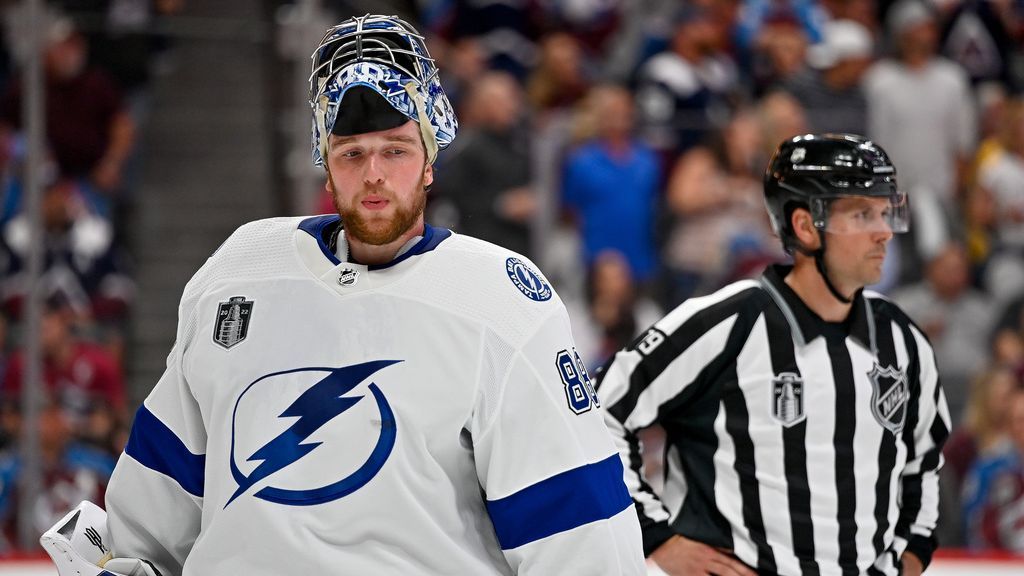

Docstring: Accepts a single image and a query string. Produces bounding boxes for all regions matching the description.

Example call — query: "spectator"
[939,0,1018,88]
[634,6,737,160]
[962,181,998,285]
[961,385,1024,552]
[819,0,879,32]
[0,178,134,329]
[567,249,663,371]
[526,33,591,117]
[0,16,135,209]
[784,19,873,134]
[748,13,811,95]
[736,0,826,51]
[434,36,487,114]
[975,82,1011,166]
[55,0,187,100]
[432,71,535,257]
[562,85,659,283]
[540,0,622,56]
[970,95,1024,301]
[946,366,1019,487]
[864,0,975,275]
[939,365,1020,546]
[432,0,540,79]
[756,90,809,161]
[661,108,779,303]
[977,98,1024,251]
[0,398,115,553]
[992,290,1024,366]
[892,242,995,417]
[1,298,127,439]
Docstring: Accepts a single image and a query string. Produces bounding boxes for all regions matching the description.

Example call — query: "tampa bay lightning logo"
[506,257,552,302]
[226,360,400,508]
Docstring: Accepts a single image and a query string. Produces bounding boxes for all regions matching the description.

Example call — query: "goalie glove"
[40,500,162,576]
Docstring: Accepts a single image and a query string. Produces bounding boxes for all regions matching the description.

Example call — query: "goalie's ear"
[41,500,113,576]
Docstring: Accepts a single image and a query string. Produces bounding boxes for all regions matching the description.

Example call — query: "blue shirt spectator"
[562,88,660,282]
[562,140,659,281]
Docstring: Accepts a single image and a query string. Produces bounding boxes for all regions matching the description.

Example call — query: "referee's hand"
[650,535,756,576]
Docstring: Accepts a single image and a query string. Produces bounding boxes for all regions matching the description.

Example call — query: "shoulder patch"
[214,296,254,349]
[505,257,552,302]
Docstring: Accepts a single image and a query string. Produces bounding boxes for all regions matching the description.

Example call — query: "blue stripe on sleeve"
[125,404,206,498]
[485,453,632,550]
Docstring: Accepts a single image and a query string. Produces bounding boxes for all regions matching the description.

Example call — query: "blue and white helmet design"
[309,14,458,166]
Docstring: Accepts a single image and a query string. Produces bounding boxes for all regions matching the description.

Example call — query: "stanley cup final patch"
[869,363,909,435]
[771,372,805,427]
[214,296,254,349]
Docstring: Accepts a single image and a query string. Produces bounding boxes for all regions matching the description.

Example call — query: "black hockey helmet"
[764,133,908,303]
[764,133,907,254]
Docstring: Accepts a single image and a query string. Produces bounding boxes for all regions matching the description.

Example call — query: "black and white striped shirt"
[598,265,950,576]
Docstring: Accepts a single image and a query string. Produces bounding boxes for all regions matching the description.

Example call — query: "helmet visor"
[811,192,909,235]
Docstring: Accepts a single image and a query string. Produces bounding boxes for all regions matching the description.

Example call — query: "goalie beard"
[326,167,428,247]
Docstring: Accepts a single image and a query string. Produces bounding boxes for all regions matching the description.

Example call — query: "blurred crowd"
[0,0,1021,557]
[405,0,1024,554]
[0,0,182,553]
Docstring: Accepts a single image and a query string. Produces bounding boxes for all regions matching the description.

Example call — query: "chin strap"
[795,233,853,305]
[405,81,438,164]
[814,250,853,304]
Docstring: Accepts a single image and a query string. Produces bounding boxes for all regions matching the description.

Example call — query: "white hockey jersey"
[105,216,644,575]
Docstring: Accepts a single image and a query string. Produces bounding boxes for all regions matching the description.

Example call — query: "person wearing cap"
[864,0,975,277]
[782,19,873,134]
[598,134,949,576]
[46,14,645,576]
[635,5,737,160]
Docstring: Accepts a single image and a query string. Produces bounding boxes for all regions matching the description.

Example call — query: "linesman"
[598,133,950,576]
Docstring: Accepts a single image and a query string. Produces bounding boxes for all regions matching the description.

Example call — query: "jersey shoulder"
[175,217,309,340]
[654,278,765,335]
[410,232,568,346]
[184,216,307,294]
[864,291,929,339]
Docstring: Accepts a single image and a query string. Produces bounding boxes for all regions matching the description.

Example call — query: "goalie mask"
[309,14,458,167]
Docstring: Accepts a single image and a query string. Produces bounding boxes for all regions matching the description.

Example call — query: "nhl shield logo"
[337,267,359,287]
[772,372,805,427]
[214,296,254,349]
[869,364,909,435]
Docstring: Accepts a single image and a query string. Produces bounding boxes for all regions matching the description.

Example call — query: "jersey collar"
[297,214,451,270]
[760,264,876,352]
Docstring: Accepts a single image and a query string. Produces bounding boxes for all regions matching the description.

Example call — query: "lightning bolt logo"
[226,360,401,508]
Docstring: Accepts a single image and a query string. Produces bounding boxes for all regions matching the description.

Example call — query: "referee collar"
[760,264,876,352]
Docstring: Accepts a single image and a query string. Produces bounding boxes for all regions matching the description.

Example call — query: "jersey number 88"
[556,349,600,414]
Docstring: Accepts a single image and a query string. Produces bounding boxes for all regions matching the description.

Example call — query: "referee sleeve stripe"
[605,285,757,424]
[486,454,633,550]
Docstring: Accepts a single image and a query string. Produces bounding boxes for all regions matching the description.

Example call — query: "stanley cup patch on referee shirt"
[771,372,805,427]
